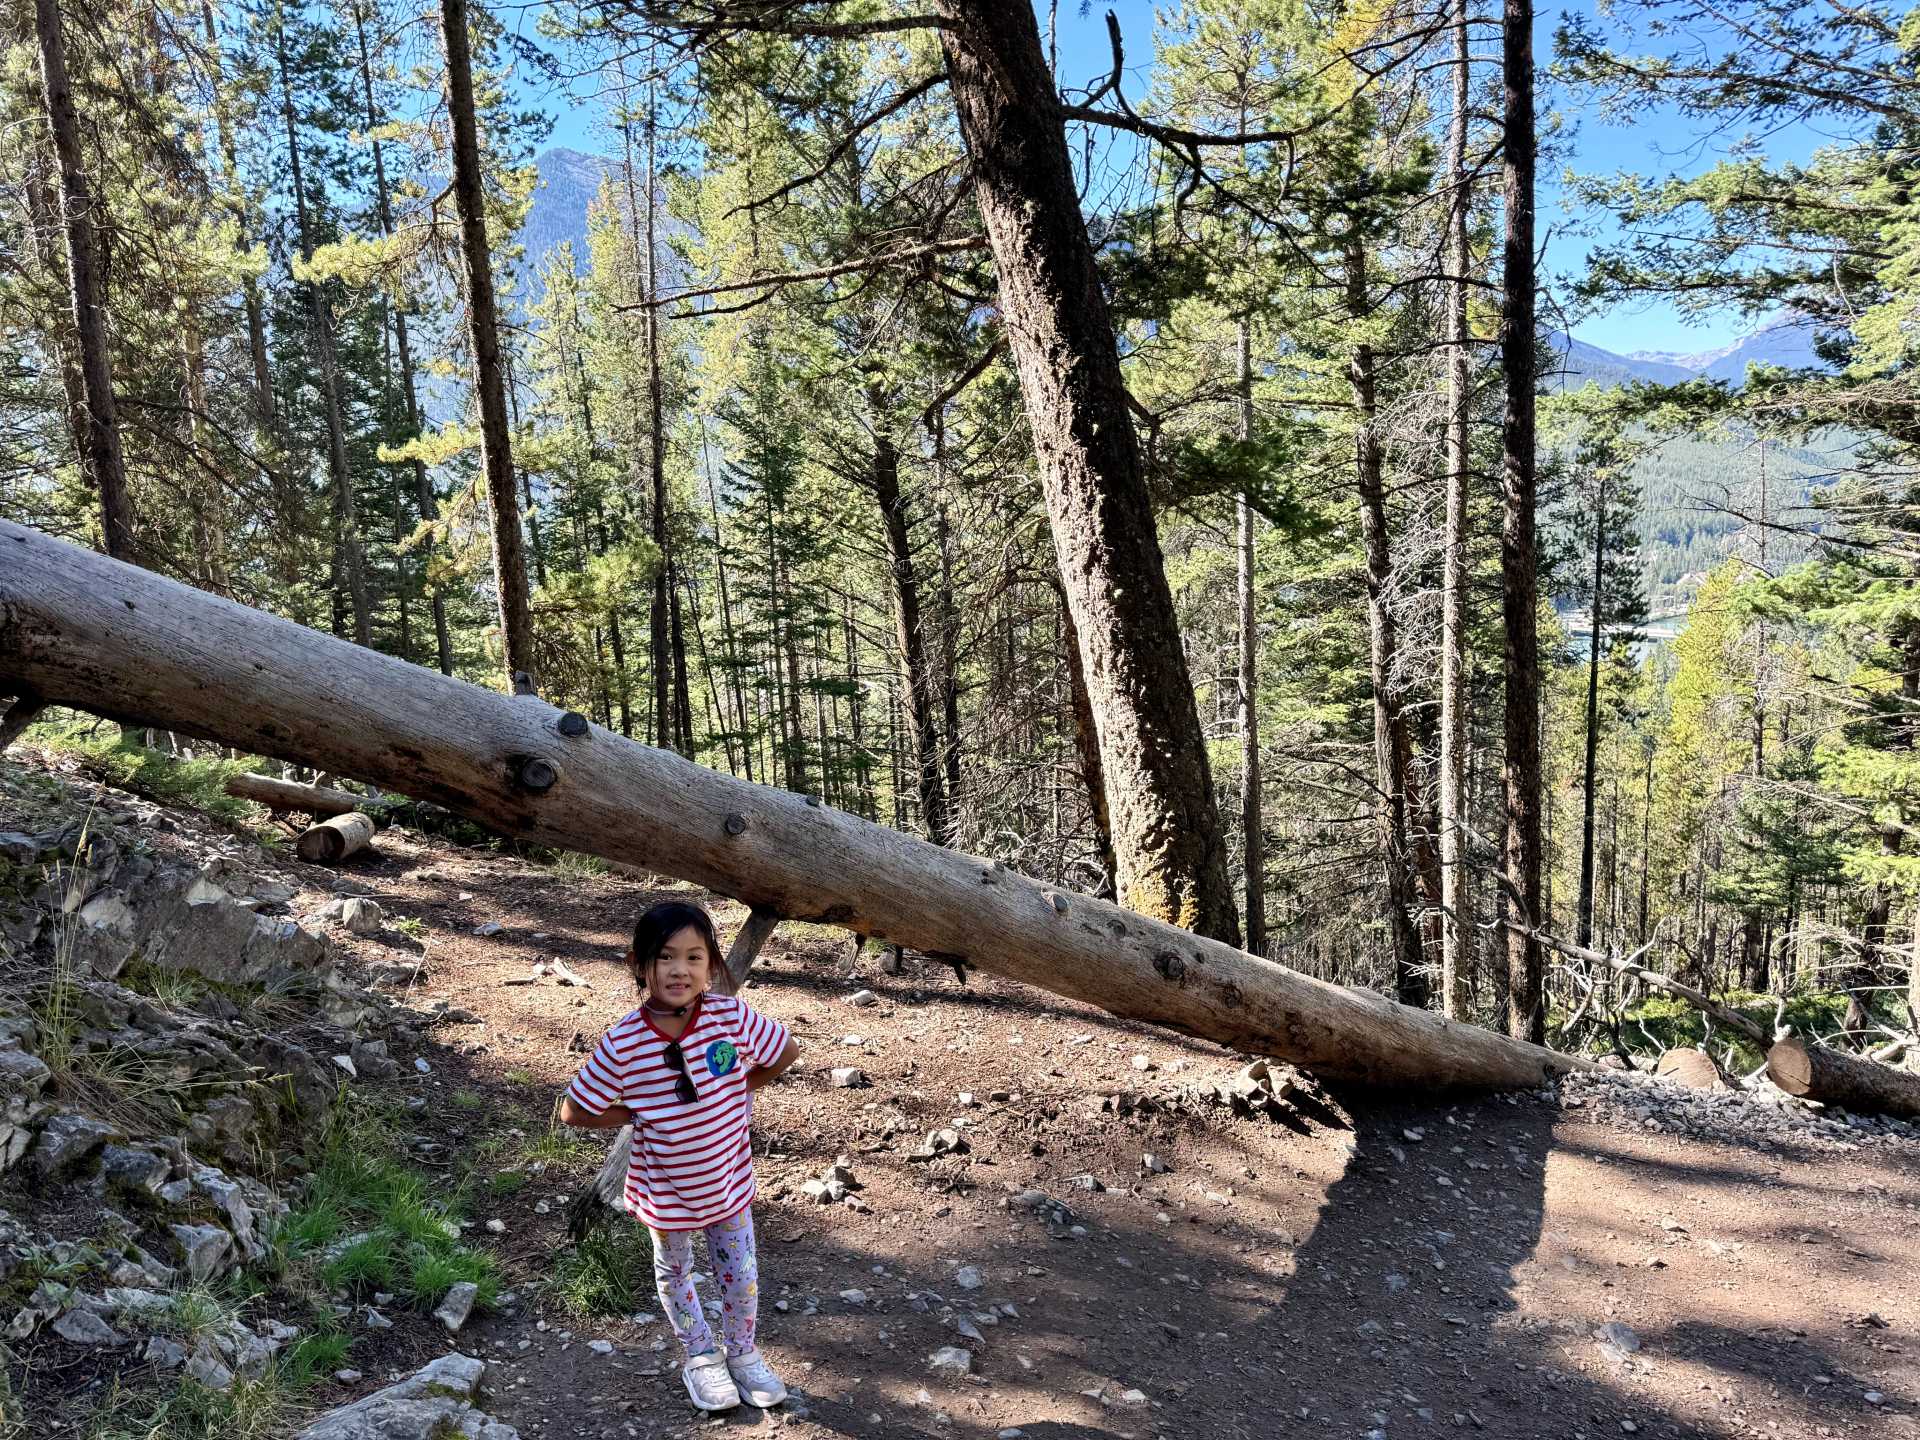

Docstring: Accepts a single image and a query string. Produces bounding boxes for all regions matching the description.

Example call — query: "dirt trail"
[322,826,1920,1440]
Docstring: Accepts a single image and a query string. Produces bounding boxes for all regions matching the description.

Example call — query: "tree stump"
[295,811,376,864]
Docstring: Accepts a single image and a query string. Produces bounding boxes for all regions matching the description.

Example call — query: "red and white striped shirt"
[567,992,790,1231]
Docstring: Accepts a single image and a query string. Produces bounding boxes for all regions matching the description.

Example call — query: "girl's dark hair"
[629,901,734,997]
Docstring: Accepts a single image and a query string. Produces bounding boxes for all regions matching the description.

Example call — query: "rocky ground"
[2,747,1918,1440]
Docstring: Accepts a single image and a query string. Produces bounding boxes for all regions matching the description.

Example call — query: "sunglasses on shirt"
[662,1040,699,1104]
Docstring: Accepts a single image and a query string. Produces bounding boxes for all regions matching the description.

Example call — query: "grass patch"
[450,1090,485,1113]
[521,1125,598,1166]
[501,1068,539,1088]
[280,1098,501,1317]
[389,915,427,940]
[545,850,609,878]
[547,1225,655,1319]
[485,1170,527,1198]
[35,726,262,831]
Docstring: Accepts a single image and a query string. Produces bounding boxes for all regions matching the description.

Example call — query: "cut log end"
[1767,1038,1817,1097]
[295,811,377,865]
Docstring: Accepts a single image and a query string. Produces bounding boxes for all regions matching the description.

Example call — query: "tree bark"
[1440,0,1476,1022]
[0,518,1594,1092]
[1501,0,1545,1042]
[1347,242,1428,1007]
[933,0,1238,943]
[296,810,377,863]
[1236,318,1266,955]
[275,26,372,647]
[1767,1037,1920,1119]
[439,0,534,685]
[34,0,135,562]
[870,417,949,844]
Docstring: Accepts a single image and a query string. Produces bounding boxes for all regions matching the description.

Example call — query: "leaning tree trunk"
[0,520,1593,1091]
[1501,0,1545,1043]
[439,0,534,685]
[934,0,1239,945]
[34,0,134,563]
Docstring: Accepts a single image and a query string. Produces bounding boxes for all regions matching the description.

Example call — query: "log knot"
[556,711,589,737]
[512,756,559,793]
[724,812,749,836]
[1152,950,1186,983]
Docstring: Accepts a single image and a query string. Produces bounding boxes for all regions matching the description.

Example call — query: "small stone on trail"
[848,989,878,1007]
[414,1058,431,1074]
[927,1346,971,1377]
[839,1289,868,1306]
[1866,1392,1885,1405]
[954,1265,983,1290]
[332,1054,356,1077]
[434,1281,479,1333]
[485,1219,506,1234]
[473,921,504,937]
[1403,1127,1424,1142]
[589,1339,615,1355]
[458,891,475,901]
[1143,1152,1169,1174]
[333,1368,362,1383]
[1594,1321,1641,1360]
[1130,1054,1155,1072]
[830,1067,869,1088]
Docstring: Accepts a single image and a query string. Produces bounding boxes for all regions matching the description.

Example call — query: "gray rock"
[838,1289,868,1305]
[103,1287,172,1320]
[293,1354,520,1440]
[51,1306,123,1346]
[170,1222,232,1283]
[98,1144,170,1199]
[927,1345,972,1377]
[0,1048,50,1100]
[954,1266,984,1290]
[338,899,385,935]
[145,1335,188,1369]
[186,1337,236,1391]
[30,1111,118,1177]
[1142,1152,1169,1175]
[847,989,878,1007]
[231,1327,279,1380]
[435,1281,480,1333]
[334,1369,363,1383]
[829,1067,870,1088]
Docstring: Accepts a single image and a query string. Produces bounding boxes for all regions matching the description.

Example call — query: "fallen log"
[1766,1037,1920,1120]
[227,771,375,816]
[0,521,1592,1090]
[295,811,377,864]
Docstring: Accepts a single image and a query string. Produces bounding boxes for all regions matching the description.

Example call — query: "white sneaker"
[726,1347,788,1407]
[682,1351,741,1411]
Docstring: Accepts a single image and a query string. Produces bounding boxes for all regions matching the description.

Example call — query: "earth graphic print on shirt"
[566,992,789,1230]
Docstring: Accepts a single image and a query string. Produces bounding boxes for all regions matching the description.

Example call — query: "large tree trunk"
[353,0,452,676]
[275,28,372,648]
[0,519,1591,1091]
[1767,1037,1920,1119]
[34,0,135,562]
[934,0,1238,944]
[1236,319,1266,955]
[439,0,535,685]
[1347,242,1428,1008]
[1439,0,1476,1022]
[869,416,949,845]
[1500,0,1545,1043]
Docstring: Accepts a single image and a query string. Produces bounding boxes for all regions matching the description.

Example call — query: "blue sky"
[514,0,1812,357]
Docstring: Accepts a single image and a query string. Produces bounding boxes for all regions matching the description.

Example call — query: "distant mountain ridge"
[1552,312,1829,390]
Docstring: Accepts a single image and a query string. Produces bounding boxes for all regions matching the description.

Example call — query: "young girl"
[560,900,800,1413]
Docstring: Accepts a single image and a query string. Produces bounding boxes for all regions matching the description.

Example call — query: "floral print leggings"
[649,1207,760,1359]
